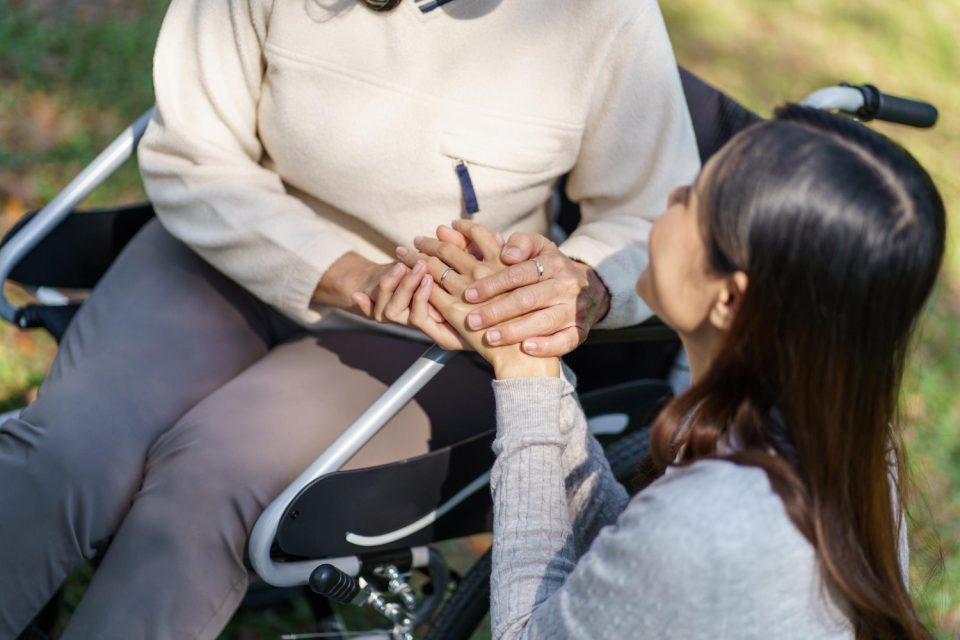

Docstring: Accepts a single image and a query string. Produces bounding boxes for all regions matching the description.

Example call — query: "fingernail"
[487,329,501,343]
[414,236,424,246]
[465,287,479,302]
[413,260,425,274]
[467,312,482,330]
[419,277,431,291]
[524,340,538,352]
[390,263,404,277]
[504,248,524,261]
[396,246,408,258]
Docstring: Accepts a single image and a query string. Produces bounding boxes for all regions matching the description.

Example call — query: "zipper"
[454,159,480,216]
[416,0,458,13]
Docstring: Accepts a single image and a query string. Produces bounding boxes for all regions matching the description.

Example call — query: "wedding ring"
[532,258,544,280]
[439,267,455,290]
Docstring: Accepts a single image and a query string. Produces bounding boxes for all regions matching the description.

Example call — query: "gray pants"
[0,220,495,639]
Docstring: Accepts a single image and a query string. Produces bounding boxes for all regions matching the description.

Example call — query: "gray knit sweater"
[489,375,855,639]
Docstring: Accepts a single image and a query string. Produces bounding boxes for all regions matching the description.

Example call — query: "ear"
[708,271,749,331]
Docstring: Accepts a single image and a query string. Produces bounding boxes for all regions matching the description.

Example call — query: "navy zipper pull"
[454,159,480,216]
[418,0,458,13]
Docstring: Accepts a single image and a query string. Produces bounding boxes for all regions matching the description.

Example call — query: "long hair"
[647,105,946,638]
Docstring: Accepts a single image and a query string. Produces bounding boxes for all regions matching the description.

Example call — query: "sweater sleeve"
[137,0,352,326]
[490,376,631,639]
[554,376,630,556]
[558,0,701,329]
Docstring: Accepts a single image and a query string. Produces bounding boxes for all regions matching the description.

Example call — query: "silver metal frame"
[800,86,865,113]
[248,345,456,586]
[0,107,155,325]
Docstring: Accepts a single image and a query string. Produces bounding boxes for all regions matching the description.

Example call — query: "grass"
[0,0,957,637]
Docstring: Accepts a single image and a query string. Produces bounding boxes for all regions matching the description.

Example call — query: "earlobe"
[709,271,748,331]
[731,271,749,298]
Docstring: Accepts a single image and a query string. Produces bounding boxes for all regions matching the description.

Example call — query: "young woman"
[393,105,946,638]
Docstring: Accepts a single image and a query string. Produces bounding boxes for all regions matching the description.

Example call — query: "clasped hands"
[352,220,611,377]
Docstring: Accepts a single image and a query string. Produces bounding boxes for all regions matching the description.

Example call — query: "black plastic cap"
[856,84,938,128]
[309,564,361,604]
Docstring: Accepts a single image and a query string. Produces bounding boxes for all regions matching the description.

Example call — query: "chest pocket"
[438,126,574,175]
[437,125,580,220]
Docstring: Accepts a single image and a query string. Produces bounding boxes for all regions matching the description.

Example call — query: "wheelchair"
[0,68,936,639]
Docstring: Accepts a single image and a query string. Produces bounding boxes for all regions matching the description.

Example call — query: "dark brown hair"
[648,105,946,638]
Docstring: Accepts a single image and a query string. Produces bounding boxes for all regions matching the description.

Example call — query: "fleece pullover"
[138,0,700,328]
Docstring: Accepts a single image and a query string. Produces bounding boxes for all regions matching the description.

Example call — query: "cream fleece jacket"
[138,0,700,329]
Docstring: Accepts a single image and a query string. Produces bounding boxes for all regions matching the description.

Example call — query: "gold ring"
[532,258,544,280]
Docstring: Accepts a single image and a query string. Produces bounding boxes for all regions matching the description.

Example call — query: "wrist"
[491,348,561,380]
[313,252,382,310]
[572,260,611,326]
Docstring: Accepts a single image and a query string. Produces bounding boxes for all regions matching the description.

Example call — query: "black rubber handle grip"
[309,564,362,603]
[856,84,938,128]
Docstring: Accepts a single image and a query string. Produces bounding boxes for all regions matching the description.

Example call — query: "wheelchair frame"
[0,69,937,638]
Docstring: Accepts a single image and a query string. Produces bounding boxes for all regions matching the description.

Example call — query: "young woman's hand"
[350,220,488,330]
[397,220,560,379]
[350,259,434,325]
[422,227,610,357]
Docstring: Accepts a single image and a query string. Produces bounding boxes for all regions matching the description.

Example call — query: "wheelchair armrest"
[585,318,676,344]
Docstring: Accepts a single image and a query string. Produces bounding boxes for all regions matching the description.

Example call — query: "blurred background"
[1,0,957,637]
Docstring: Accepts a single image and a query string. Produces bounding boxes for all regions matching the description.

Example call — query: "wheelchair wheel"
[424,427,650,639]
[423,549,491,640]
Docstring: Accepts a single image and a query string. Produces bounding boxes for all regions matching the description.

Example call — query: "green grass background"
[1,0,957,637]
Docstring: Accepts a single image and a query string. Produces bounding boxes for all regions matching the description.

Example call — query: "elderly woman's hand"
[311,250,434,330]
[397,221,560,379]
[415,224,611,358]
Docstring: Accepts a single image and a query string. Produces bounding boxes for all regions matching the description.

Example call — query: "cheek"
[639,213,713,333]
[635,266,657,316]
[636,217,674,319]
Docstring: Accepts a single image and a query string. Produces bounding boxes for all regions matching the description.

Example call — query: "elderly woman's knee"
[144,421,288,533]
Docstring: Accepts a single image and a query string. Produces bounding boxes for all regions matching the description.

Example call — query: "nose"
[667,186,685,207]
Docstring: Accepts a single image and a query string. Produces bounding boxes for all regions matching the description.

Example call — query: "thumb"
[501,232,551,264]
[351,292,374,317]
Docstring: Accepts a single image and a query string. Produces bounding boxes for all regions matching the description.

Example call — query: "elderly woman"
[0,0,698,637]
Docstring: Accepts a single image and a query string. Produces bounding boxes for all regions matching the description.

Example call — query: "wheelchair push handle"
[849,83,938,128]
[800,83,938,128]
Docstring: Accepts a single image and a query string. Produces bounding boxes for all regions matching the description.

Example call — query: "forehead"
[696,145,729,193]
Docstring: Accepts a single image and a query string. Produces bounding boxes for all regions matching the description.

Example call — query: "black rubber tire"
[423,550,492,640]
[423,427,650,639]
[604,428,650,487]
